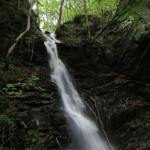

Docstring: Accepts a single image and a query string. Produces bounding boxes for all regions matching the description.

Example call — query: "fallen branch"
[56,137,63,150]
[5,0,37,69]
[57,0,65,31]
[89,96,114,150]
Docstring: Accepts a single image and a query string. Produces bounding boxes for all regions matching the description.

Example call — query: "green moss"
[0,145,14,150]
[28,129,46,146]
[0,114,15,127]
[1,75,40,98]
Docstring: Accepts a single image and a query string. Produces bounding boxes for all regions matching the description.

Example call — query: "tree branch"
[5,0,37,69]
[56,137,63,150]
[89,96,114,150]
[57,0,65,31]
[84,0,90,39]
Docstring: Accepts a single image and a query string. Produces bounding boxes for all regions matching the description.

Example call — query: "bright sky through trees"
[29,0,147,33]
[30,0,118,32]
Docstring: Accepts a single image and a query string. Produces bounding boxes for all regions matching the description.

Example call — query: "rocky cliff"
[56,13,150,150]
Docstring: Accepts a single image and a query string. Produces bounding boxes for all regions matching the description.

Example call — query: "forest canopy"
[29,0,149,32]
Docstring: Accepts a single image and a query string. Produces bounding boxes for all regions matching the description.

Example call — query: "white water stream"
[44,33,110,150]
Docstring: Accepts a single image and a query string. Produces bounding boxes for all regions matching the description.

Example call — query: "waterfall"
[44,33,110,150]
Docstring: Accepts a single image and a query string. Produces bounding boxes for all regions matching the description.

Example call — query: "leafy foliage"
[116,0,146,19]
[30,0,119,32]
[29,0,148,34]
[2,76,40,96]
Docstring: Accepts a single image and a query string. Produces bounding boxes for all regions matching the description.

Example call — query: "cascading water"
[44,33,111,150]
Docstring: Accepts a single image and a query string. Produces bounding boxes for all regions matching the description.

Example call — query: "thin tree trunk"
[84,0,90,39]
[5,0,37,69]
[37,0,40,26]
[66,1,69,20]
[57,0,65,31]
[45,0,49,31]
[18,0,20,10]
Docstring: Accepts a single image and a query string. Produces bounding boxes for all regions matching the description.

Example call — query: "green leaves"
[2,76,40,96]
[30,0,119,31]
[0,114,15,126]
[29,0,146,32]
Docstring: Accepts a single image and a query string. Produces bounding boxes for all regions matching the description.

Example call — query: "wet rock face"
[56,14,150,81]
[56,15,150,150]
[55,52,150,150]
[116,35,150,81]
